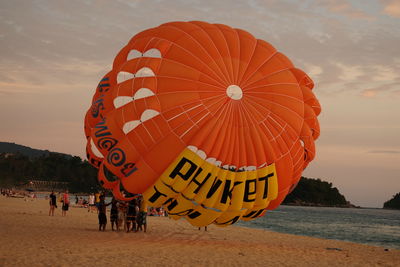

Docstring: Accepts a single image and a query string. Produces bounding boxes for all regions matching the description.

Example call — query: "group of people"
[48,190,70,216]
[48,190,150,232]
[1,188,37,200]
[0,188,12,196]
[47,190,172,234]
[97,194,148,233]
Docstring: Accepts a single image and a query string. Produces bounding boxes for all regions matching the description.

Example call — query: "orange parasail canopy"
[84,21,321,227]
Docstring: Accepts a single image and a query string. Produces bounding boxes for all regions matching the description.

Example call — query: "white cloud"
[371,65,399,82]
[335,63,364,81]
[304,63,323,78]
[308,31,332,43]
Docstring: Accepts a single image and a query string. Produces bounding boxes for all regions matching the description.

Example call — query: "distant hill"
[283,177,354,208]
[383,193,400,209]
[0,142,71,159]
[0,142,99,193]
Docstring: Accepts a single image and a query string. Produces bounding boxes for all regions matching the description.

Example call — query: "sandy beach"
[0,196,398,266]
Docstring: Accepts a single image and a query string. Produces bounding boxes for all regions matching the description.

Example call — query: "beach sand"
[0,196,398,266]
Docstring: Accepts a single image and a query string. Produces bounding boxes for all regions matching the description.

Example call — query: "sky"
[0,0,399,208]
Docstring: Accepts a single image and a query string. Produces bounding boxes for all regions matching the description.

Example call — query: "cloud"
[304,63,323,78]
[0,80,95,95]
[315,57,400,95]
[368,150,400,154]
[0,56,108,95]
[335,63,364,82]
[361,89,378,98]
[381,0,400,17]
[322,0,376,20]
[360,82,400,98]
[371,65,399,82]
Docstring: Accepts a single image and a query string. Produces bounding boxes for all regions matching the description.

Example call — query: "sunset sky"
[1,0,399,207]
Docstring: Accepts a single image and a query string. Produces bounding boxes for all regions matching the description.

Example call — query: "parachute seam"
[213,23,235,83]
[235,29,258,85]
[161,23,230,86]
[189,21,232,85]
[243,68,296,90]
[241,50,279,87]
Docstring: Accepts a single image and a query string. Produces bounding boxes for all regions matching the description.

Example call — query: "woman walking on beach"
[49,191,57,216]
[61,190,70,217]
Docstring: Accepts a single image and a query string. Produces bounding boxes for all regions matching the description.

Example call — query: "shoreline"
[1,196,399,266]
[235,222,398,250]
[5,189,389,210]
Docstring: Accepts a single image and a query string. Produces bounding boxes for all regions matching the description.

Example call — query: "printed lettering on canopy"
[84,21,321,227]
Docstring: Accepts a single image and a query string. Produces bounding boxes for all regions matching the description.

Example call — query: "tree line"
[0,152,100,193]
[1,151,353,207]
[383,193,400,209]
[282,177,350,207]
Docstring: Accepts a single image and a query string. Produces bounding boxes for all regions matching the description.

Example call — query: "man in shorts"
[98,194,111,231]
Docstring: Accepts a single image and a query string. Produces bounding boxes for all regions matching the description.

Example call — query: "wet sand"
[0,196,398,266]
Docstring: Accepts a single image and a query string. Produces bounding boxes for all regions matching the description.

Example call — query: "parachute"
[84,21,321,227]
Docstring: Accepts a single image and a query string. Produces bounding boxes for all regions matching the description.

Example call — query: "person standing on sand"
[137,195,148,233]
[61,190,70,217]
[49,191,57,216]
[88,193,95,212]
[117,201,127,231]
[94,192,100,213]
[109,197,119,231]
[126,198,138,233]
[98,194,111,231]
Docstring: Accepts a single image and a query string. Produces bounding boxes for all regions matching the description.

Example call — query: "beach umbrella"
[84,21,321,227]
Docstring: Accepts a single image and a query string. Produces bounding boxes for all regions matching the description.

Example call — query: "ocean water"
[237,205,400,249]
